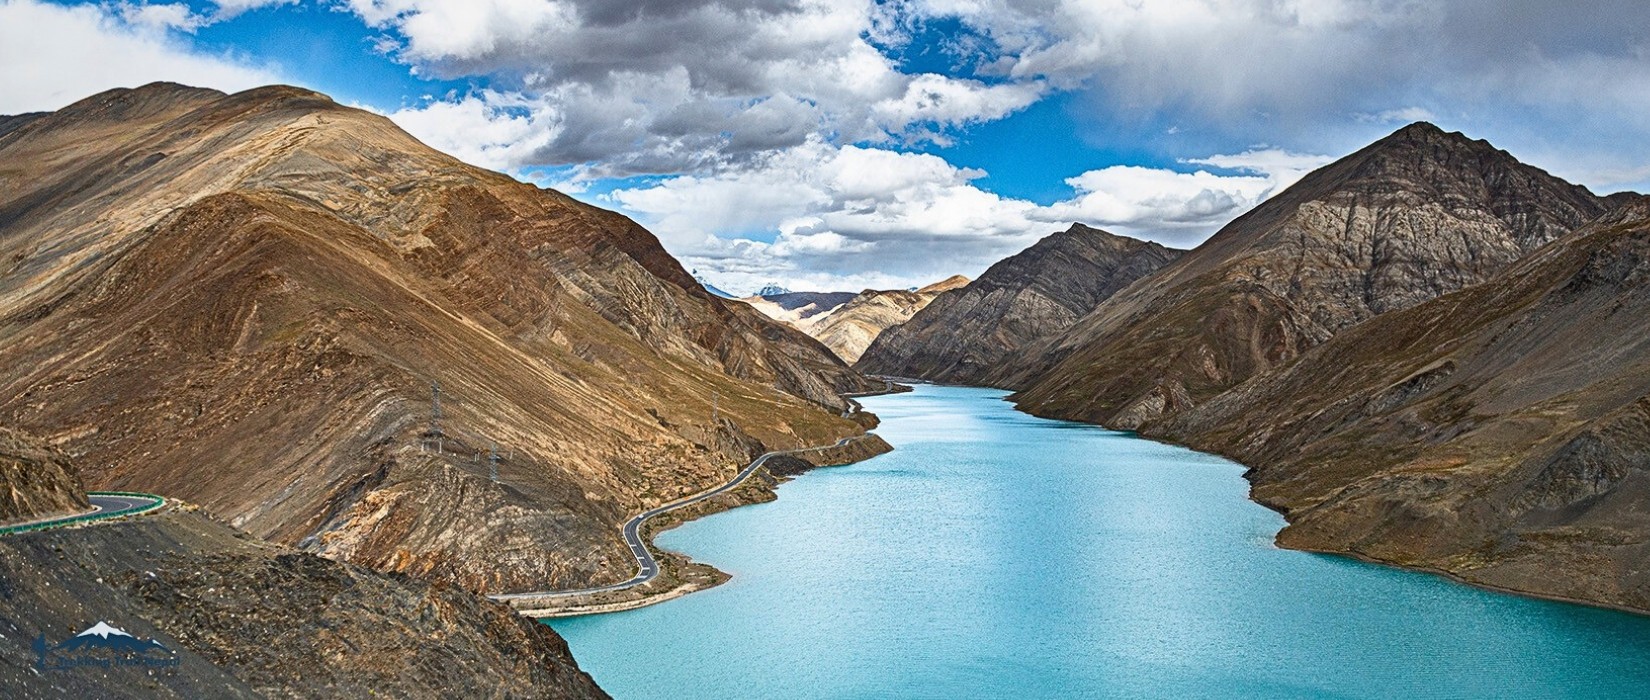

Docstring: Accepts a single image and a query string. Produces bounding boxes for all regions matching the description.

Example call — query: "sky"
[4,0,1650,295]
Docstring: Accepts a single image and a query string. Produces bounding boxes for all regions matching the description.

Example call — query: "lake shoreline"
[549,385,1650,698]
[516,397,902,617]
[1007,395,1650,620]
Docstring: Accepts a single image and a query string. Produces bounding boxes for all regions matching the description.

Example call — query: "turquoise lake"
[549,384,1650,698]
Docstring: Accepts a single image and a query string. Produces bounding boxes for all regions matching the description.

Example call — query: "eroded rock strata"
[0,508,609,699]
[0,426,607,698]
[1010,123,1615,428]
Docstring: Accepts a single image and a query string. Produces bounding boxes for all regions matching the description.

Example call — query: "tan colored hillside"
[805,275,970,363]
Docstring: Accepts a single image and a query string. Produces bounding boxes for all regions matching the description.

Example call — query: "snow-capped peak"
[76,621,132,639]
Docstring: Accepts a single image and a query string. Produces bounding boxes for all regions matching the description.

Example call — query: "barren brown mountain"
[856,224,1180,383]
[0,82,883,593]
[1010,123,1616,428]
[1147,200,1650,612]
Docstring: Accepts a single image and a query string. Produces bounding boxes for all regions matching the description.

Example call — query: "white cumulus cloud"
[0,0,280,114]
[609,140,1330,294]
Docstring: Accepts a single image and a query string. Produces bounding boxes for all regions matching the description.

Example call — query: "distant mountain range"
[857,121,1650,614]
[691,272,738,299]
[738,276,970,363]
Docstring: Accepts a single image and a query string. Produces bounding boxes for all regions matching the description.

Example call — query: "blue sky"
[5,0,1650,294]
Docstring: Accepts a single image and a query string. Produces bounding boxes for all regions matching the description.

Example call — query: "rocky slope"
[0,428,606,698]
[0,508,608,698]
[1145,200,1650,612]
[856,224,1180,383]
[797,275,970,363]
[0,428,89,525]
[1010,123,1616,427]
[0,82,882,594]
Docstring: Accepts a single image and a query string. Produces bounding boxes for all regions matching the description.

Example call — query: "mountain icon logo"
[35,621,180,671]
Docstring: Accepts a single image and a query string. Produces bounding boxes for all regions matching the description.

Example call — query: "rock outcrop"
[855,224,1180,384]
[0,428,89,525]
[1010,123,1615,428]
[0,82,880,593]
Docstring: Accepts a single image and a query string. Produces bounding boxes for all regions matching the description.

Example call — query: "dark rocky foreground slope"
[0,82,883,594]
[1147,201,1650,612]
[0,509,608,699]
[0,429,606,698]
[855,224,1180,383]
[1010,123,1615,428]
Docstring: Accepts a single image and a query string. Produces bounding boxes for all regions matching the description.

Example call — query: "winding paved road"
[491,434,873,602]
[0,492,167,536]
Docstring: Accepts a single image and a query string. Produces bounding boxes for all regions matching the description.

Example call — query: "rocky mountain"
[855,224,1181,383]
[804,275,970,363]
[0,82,883,594]
[1143,200,1650,612]
[1010,123,1616,428]
[0,428,89,525]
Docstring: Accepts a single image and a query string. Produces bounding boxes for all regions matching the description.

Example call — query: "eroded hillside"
[1150,201,1650,611]
[1010,123,1615,428]
[0,83,882,592]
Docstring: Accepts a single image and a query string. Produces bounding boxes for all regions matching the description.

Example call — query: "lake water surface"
[550,385,1650,698]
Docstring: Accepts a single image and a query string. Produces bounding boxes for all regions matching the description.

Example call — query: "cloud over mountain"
[16,0,1650,292]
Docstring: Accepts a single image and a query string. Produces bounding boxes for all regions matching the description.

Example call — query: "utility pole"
[489,443,500,482]
[712,391,719,424]
[428,382,445,455]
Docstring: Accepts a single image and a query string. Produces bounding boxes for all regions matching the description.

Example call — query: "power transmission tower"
[712,391,719,423]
